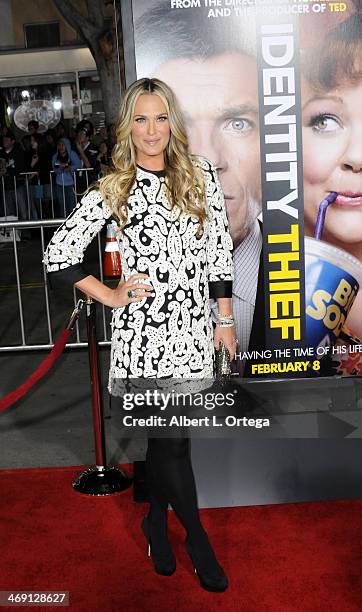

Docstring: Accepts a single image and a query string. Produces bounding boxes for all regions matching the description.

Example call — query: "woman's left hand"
[214,325,238,362]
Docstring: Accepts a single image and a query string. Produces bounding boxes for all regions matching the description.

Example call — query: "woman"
[96,140,112,175]
[44,78,236,592]
[301,13,362,344]
[52,138,81,216]
[74,124,100,190]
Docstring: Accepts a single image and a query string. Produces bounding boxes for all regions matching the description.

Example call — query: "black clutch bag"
[214,340,231,381]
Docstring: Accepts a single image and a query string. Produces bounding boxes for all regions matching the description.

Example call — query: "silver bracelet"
[217,319,235,328]
[217,314,234,324]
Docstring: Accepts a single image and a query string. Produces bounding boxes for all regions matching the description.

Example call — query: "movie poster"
[126,0,362,379]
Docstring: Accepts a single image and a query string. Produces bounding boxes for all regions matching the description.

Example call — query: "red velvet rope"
[0,328,72,412]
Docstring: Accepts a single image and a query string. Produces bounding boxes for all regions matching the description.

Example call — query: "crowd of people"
[0,119,115,219]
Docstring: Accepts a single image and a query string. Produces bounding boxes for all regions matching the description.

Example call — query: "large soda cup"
[305,237,362,351]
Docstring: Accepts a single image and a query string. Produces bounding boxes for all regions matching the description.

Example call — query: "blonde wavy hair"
[98,78,207,234]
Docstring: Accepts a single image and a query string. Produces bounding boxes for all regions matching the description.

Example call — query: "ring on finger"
[127,289,134,298]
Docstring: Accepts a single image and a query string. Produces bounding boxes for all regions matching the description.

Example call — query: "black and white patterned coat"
[44,157,233,387]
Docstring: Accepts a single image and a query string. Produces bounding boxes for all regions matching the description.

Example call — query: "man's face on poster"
[155,52,261,247]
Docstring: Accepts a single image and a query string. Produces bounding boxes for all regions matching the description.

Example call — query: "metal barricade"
[0,168,98,222]
[0,218,111,353]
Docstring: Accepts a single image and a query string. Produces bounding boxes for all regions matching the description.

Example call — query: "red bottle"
[103,223,122,278]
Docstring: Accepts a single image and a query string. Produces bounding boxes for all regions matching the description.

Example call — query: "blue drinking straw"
[314,192,338,240]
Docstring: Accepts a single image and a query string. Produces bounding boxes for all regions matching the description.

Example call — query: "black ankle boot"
[185,532,228,592]
[141,516,176,576]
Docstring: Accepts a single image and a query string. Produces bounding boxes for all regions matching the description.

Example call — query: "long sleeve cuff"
[208,280,233,299]
[47,263,90,289]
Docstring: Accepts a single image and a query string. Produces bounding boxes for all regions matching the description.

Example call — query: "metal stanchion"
[73,296,132,495]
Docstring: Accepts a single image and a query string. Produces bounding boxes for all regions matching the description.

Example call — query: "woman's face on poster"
[302,78,362,248]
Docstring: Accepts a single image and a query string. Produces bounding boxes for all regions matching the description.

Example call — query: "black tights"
[146,437,205,541]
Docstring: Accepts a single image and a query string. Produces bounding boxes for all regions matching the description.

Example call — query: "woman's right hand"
[108,273,154,308]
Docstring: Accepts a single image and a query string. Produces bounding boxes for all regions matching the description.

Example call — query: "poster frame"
[117,1,361,409]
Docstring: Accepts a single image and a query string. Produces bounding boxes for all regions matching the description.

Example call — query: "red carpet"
[0,466,361,612]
